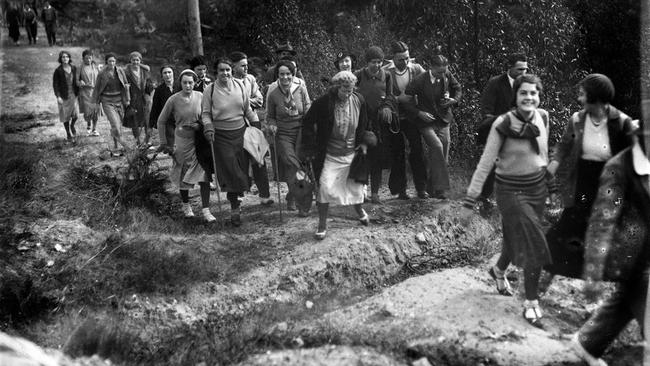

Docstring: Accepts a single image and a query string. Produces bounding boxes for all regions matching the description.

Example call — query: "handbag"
[348,150,369,184]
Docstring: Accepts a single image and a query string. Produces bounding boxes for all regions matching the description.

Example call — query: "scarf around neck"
[495,110,541,154]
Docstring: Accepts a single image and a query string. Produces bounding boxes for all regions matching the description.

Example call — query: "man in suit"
[384,41,429,199]
[478,53,528,211]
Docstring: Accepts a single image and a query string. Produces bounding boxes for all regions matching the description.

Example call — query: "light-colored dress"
[318,94,364,205]
[157,90,207,189]
[78,63,99,116]
[58,69,79,123]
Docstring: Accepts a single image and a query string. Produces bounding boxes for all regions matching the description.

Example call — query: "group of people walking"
[5,1,57,46]
[51,42,649,364]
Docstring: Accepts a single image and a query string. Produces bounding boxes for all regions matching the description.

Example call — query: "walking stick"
[208,140,224,221]
[271,133,283,222]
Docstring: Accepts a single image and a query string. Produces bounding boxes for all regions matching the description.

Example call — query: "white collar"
[632,140,650,176]
[507,73,515,88]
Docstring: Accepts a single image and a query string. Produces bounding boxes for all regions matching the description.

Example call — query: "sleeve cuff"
[463,196,477,209]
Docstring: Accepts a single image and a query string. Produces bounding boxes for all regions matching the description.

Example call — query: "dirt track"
[0,29,644,366]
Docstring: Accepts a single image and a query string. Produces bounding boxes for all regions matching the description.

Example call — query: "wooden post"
[188,0,203,56]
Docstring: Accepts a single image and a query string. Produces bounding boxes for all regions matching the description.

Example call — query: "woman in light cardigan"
[266,60,311,213]
[461,74,553,327]
[157,69,215,222]
[542,74,635,286]
[201,57,259,227]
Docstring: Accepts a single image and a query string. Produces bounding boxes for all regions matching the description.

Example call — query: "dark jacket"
[300,89,370,180]
[404,70,462,126]
[149,83,177,129]
[92,66,131,106]
[384,62,426,120]
[52,65,79,100]
[478,73,513,144]
[583,139,650,282]
[552,106,635,207]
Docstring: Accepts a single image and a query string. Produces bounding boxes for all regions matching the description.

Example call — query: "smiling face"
[216,63,232,84]
[130,55,141,66]
[180,74,195,93]
[161,67,174,85]
[338,56,352,72]
[106,57,116,69]
[515,82,540,115]
[278,65,293,88]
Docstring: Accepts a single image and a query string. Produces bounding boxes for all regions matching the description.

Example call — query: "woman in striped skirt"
[461,74,554,328]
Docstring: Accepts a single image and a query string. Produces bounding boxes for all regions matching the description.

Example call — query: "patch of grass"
[52,233,222,306]
[63,317,137,362]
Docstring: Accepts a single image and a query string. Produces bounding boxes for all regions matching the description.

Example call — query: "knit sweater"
[157,91,203,145]
[201,78,258,131]
[465,109,550,204]
[266,80,311,128]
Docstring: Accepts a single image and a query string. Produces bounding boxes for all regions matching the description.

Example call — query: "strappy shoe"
[488,266,514,296]
[314,230,327,240]
[523,300,544,329]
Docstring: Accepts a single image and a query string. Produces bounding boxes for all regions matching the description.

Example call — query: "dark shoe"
[488,266,514,296]
[230,213,241,227]
[370,194,381,204]
[397,191,410,200]
[522,300,544,329]
[432,190,447,200]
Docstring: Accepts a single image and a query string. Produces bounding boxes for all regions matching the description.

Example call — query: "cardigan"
[52,65,79,100]
[92,66,131,106]
[551,106,635,207]
[583,139,650,282]
[300,89,370,180]
[383,62,425,119]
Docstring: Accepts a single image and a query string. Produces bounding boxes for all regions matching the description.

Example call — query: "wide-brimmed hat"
[275,42,297,56]
[333,51,356,70]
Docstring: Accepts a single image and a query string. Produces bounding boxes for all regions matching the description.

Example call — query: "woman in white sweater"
[462,74,552,328]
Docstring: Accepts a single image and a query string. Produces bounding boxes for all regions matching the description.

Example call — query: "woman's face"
[515,82,540,114]
[338,56,352,72]
[367,59,382,74]
[337,81,355,101]
[278,66,293,88]
[162,67,174,84]
[83,54,93,65]
[180,74,195,93]
[61,53,70,64]
[216,63,232,83]
[106,57,116,68]
[131,56,141,66]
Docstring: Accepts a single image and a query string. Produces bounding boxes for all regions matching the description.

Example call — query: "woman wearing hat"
[334,51,355,73]
[123,51,154,147]
[157,69,216,222]
[201,57,260,227]
[541,74,636,287]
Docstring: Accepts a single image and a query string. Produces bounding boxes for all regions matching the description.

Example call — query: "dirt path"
[1,29,644,366]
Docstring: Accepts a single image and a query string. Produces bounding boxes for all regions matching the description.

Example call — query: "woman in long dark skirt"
[461,74,553,327]
[201,57,260,227]
[542,74,636,286]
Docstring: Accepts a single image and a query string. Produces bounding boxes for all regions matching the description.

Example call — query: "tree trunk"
[187,0,203,56]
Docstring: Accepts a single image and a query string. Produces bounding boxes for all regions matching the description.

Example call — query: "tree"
[188,0,203,56]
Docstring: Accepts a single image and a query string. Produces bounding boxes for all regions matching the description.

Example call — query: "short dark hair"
[506,53,527,67]
[229,51,247,64]
[82,49,93,58]
[580,73,615,104]
[58,50,72,64]
[511,74,543,107]
[429,54,449,68]
[159,64,174,77]
[214,57,233,70]
[274,60,296,80]
[104,53,117,63]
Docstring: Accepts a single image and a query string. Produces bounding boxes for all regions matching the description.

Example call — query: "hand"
[547,160,559,177]
[267,125,278,135]
[56,97,63,104]
[459,206,475,226]
[439,98,456,108]
[250,99,263,109]
[583,279,604,303]
[379,108,392,124]
[204,131,214,142]
[356,143,368,155]
[79,80,86,87]
[418,111,435,123]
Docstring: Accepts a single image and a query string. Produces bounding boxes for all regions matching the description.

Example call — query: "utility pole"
[188,0,203,55]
